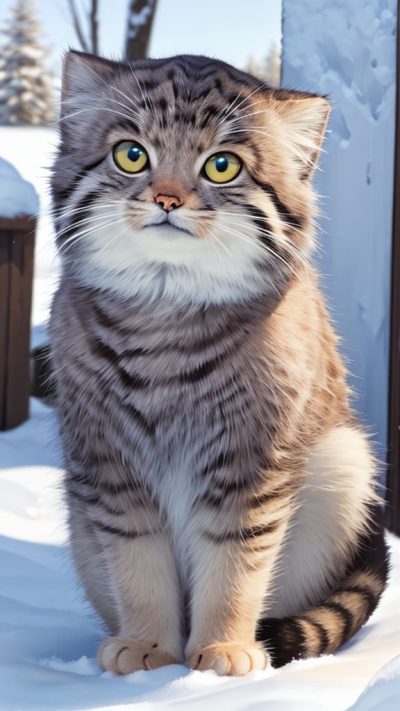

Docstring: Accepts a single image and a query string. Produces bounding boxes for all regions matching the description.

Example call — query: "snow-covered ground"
[1,126,400,710]
[0,403,400,711]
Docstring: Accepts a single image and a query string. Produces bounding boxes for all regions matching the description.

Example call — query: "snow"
[282,0,396,465]
[126,0,156,39]
[0,155,38,217]
[0,400,399,710]
[349,657,400,711]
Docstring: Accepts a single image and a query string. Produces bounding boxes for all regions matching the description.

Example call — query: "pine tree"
[0,0,54,125]
[245,43,281,87]
[264,42,281,87]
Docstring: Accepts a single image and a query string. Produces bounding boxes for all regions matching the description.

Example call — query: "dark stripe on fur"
[123,403,156,437]
[53,170,89,207]
[244,204,276,251]
[344,585,377,616]
[204,520,280,544]
[247,482,294,509]
[58,191,99,243]
[67,465,141,494]
[258,618,306,668]
[319,601,353,644]
[90,336,151,389]
[92,519,151,539]
[53,155,105,208]
[178,352,229,384]
[197,450,236,478]
[252,178,303,230]
[197,478,250,508]
[68,487,130,515]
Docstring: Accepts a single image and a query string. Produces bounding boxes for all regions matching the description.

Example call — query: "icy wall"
[282,0,397,462]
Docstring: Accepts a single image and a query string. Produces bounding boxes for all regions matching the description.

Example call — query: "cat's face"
[52,52,330,306]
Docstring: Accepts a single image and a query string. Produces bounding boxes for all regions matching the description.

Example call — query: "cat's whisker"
[224,126,312,165]
[224,109,274,126]
[62,57,143,115]
[62,92,142,124]
[60,105,142,126]
[235,97,273,114]
[36,203,122,251]
[207,209,307,239]
[210,228,249,274]
[94,218,134,259]
[36,209,122,256]
[109,82,143,112]
[207,230,231,276]
[222,80,272,122]
[128,64,157,119]
[217,223,301,281]
[56,211,123,240]
[195,210,312,271]
[51,201,121,221]
[58,217,127,257]
[219,88,245,122]
[104,96,143,123]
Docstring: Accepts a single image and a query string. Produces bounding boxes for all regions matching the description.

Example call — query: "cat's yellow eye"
[113,141,149,174]
[203,153,242,184]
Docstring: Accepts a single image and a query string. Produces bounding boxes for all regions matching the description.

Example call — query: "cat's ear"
[61,50,118,117]
[273,93,331,179]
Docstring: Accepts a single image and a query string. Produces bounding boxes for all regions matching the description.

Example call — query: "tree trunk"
[125,0,158,60]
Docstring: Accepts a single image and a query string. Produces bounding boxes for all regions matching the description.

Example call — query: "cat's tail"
[257,510,389,667]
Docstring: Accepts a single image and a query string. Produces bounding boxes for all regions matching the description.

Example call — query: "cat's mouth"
[141,221,194,238]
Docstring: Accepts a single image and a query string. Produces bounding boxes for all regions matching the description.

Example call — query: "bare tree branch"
[89,0,99,55]
[66,0,89,52]
[125,0,158,60]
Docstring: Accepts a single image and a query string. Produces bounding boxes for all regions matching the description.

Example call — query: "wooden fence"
[0,217,35,430]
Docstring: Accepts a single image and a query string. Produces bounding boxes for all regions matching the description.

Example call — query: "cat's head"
[52,51,330,306]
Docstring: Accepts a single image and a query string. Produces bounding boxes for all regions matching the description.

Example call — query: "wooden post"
[0,216,35,430]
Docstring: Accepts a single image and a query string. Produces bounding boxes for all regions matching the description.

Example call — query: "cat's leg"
[185,468,295,676]
[66,467,183,673]
[68,506,119,633]
[97,527,183,673]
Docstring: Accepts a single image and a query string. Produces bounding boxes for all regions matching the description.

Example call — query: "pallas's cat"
[50,51,388,676]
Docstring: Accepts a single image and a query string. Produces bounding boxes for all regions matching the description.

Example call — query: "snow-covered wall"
[282,0,397,462]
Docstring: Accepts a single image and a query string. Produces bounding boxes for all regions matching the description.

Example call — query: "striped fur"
[49,51,388,676]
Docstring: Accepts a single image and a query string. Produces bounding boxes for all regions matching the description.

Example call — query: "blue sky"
[1,0,282,73]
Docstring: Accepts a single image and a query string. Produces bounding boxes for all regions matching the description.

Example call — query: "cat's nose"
[154,193,183,212]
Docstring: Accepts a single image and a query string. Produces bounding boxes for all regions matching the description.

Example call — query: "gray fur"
[49,51,387,675]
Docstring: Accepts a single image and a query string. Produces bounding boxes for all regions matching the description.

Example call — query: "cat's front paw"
[98,636,178,674]
[186,641,269,676]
